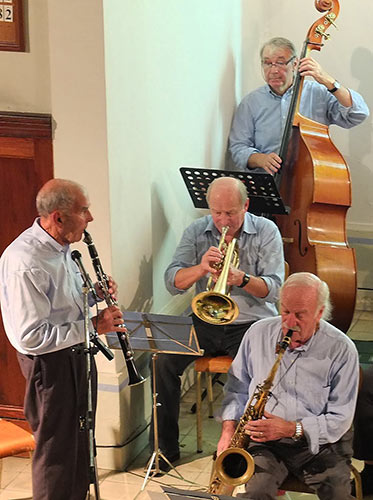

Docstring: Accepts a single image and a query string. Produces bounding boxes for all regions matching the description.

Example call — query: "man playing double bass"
[229,37,369,173]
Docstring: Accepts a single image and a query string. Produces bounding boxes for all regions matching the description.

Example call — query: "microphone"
[71,250,98,299]
[71,250,114,361]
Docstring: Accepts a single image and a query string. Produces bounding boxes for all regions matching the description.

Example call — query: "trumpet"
[191,226,239,325]
[83,230,145,386]
[209,330,294,494]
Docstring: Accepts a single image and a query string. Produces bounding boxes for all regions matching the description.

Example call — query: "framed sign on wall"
[0,0,24,52]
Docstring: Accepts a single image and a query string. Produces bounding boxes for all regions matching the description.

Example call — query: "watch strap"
[328,80,340,93]
[239,273,250,288]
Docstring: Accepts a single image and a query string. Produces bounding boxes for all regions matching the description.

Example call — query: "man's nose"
[286,313,297,327]
[86,210,94,222]
[220,215,230,226]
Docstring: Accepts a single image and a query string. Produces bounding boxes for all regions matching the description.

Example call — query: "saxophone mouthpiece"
[277,329,294,352]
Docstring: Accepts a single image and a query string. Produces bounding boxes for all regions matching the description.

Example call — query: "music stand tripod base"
[141,352,185,490]
[106,312,203,493]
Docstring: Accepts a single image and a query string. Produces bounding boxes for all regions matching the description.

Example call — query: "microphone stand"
[71,249,115,499]
[82,281,101,500]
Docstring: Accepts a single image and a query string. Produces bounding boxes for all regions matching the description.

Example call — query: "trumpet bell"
[215,447,255,487]
[192,291,239,325]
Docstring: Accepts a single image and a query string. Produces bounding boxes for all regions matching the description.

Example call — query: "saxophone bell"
[213,447,255,487]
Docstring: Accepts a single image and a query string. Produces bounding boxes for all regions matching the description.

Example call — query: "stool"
[279,464,362,500]
[0,419,35,487]
[195,355,233,452]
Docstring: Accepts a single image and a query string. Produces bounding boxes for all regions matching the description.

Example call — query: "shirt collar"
[31,218,69,254]
[266,83,294,99]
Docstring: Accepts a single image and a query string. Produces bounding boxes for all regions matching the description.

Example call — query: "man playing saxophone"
[150,176,284,471]
[217,272,360,499]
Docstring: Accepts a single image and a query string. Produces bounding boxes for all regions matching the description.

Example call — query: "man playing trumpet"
[150,176,285,471]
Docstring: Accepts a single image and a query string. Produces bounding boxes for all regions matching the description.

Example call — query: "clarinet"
[83,230,145,386]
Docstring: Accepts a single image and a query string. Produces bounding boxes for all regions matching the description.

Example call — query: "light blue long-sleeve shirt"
[0,219,95,355]
[229,80,370,170]
[164,213,284,323]
[220,316,360,454]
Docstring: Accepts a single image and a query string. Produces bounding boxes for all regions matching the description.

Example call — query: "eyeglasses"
[261,56,295,69]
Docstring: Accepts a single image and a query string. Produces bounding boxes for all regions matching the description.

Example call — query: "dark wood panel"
[0,112,52,138]
[0,112,53,425]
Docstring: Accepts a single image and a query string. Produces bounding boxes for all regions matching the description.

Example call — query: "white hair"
[280,272,332,320]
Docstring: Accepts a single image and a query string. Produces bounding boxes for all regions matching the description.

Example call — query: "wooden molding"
[0,112,52,138]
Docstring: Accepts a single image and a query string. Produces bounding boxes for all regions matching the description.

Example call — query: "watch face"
[334,81,340,90]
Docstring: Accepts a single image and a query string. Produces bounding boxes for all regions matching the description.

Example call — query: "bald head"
[207,177,249,237]
[206,177,247,207]
[36,179,87,218]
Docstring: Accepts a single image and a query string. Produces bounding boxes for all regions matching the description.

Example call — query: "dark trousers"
[353,365,373,460]
[237,430,354,500]
[17,346,97,500]
[149,315,254,456]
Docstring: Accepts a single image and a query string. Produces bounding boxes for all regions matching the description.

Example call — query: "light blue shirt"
[164,213,284,323]
[0,219,94,355]
[220,316,360,454]
[229,80,370,170]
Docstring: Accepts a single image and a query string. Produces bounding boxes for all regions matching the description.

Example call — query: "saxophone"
[208,330,294,495]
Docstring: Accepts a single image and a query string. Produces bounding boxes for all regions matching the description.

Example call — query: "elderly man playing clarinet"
[217,272,359,500]
[0,178,126,500]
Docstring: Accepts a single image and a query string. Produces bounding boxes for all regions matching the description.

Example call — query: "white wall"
[103,0,244,314]
[46,0,113,274]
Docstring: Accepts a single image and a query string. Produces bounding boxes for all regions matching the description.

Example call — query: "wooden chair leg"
[351,464,362,500]
[207,373,214,417]
[196,371,203,452]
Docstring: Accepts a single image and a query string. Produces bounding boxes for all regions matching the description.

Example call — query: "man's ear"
[52,211,63,225]
[245,199,250,212]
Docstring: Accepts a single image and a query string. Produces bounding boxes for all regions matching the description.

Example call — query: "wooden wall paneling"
[0,112,53,426]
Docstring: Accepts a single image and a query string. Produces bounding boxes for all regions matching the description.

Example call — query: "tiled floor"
[1,310,372,500]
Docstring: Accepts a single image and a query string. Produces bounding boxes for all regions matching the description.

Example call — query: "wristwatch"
[292,420,303,441]
[238,273,251,288]
[328,80,341,93]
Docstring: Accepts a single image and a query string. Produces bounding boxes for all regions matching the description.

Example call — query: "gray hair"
[36,179,87,217]
[280,272,332,321]
[206,176,248,207]
[260,37,297,60]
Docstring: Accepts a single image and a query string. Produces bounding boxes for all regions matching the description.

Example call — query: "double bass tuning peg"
[325,12,338,29]
[315,25,332,40]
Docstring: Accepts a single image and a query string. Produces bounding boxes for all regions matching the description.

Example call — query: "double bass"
[276,0,356,333]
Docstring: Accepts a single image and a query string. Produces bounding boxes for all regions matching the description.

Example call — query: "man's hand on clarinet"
[92,305,126,334]
[94,276,118,300]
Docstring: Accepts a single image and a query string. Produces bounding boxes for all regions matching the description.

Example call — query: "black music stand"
[179,166,288,215]
[106,312,204,492]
